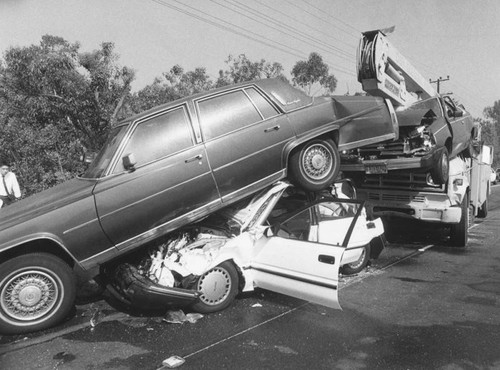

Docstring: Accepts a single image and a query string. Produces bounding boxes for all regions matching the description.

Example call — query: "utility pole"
[429,75,450,94]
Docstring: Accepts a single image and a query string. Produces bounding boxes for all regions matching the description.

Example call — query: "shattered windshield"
[81,124,130,179]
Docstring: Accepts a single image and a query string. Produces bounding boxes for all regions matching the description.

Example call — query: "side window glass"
[115,107,192,172]
[198,90,262,140]
[317,201,359,219]
[277,208,312,241]
[245,88,279,119]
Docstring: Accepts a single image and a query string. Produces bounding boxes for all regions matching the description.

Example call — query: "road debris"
[162,310,203,324]
[160,355,185,368]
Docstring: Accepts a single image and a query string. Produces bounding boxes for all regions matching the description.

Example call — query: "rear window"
[197,90,262,140]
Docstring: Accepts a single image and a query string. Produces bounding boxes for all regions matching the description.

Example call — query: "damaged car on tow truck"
[106,182,386,314]
[340,95,479,184]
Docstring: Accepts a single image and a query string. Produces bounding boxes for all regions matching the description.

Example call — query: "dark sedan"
[0,78,396,334]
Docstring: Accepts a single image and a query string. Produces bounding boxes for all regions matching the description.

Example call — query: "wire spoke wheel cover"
[0,253,75,334]
[301,143,333,181]
[1,268,62,322]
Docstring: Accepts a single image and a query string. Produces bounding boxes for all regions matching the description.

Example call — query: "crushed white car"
[107,181,386,313]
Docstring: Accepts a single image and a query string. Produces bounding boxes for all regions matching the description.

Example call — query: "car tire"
[0,253,76,334]
[191,261,239,313]
[431,148,449,185]
[341,244,370,275]
[449,192,471,247]
[289,138,340,191]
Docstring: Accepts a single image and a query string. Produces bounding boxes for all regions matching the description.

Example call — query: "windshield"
[81,124,130,179]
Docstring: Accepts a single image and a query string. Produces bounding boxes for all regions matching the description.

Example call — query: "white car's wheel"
[191,261,238,313]
[341,245,370,275]
[0,253,76,334]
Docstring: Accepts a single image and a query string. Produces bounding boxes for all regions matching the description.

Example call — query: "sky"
[1,0,499,118]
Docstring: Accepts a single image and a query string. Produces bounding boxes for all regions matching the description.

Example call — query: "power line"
[151,0,356,77]
[211,0,354,63]
[253,0,356,51]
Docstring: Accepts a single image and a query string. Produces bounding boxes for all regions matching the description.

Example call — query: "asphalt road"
[1,185,500,370]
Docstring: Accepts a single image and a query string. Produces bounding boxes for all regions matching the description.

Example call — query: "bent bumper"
[107,264,199,310]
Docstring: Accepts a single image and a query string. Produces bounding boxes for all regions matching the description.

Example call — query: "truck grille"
[366,192,427,203]
[359,172,445,193]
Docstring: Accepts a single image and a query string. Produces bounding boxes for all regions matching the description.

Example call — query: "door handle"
[264,125,280,133]
[318,254,336,265]
[185,154,203,163]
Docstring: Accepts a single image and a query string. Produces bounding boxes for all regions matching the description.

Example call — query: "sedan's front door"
[94,106,220,250]
[250,235,344,310]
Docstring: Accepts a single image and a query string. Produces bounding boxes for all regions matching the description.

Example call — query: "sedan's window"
[245,88,279,119]
[317,201,359,219]
[81,124,129,178]
[115,107,192,172]
[198,90,263,140]
[277,208,312,241]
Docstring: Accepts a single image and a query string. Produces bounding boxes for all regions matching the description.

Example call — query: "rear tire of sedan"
[341,244,370,275]
[191,261,239,314]
[0,253,76,335]
[289,138,340,191]
[431,148,449,185]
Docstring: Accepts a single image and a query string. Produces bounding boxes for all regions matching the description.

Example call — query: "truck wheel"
[289,139,340,191]
[0,253,76,334]
[431,148,449,185]
[449,192,470,247]
[341,244,370,275]
[477,196,488,218]
[191,261,239,313]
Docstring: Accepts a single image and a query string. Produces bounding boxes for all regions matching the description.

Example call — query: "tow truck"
[342,29,493,247]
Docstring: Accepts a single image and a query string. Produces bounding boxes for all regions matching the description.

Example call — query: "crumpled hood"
[0,177,96,230]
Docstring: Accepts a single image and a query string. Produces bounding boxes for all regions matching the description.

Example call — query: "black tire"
[0,253,76,334]
[477,194,488,218]
[289,138,340,191]
[341,244,370,275]
[431,148,449,185]
[449,192,470,247]
[191,261,239,313]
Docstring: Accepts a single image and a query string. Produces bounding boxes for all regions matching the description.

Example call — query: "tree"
[0,35,135,195]
[291,52,337,95]
[482,101,500,166]
[130,65,214,113]
[216,54,286,87]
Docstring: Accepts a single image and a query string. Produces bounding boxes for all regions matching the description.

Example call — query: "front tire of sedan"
[0,253,76,335]
[191,261,239,314]
[341,244,370,275]
[289,138,340,191]
[431,148,449,185]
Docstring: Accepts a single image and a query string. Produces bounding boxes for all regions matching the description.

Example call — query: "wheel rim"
[301,143,333,181]
[346,247,367,269]
[1,269,61,322]
[197,267,231,306]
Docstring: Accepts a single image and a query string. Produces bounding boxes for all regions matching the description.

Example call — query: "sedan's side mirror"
[122,153,137,172]
[80,151,97,165]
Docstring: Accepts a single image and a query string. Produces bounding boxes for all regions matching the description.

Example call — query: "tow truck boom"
[357,29,437,108]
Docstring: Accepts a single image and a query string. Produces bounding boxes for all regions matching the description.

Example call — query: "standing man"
[0,159,21,208]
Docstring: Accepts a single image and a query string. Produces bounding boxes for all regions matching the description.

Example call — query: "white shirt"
[1,172,21,198]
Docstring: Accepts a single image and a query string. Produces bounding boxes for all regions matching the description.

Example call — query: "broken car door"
[250,207,345,310]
